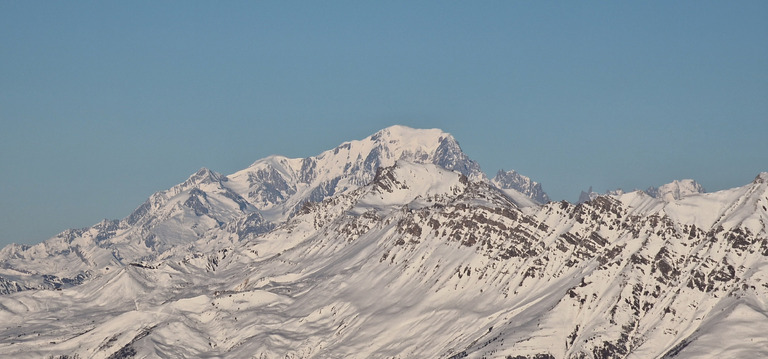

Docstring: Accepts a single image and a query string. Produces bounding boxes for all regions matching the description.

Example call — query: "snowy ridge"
[0,127,766,358]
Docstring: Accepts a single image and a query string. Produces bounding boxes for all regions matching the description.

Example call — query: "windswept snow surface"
[0,127,766,359]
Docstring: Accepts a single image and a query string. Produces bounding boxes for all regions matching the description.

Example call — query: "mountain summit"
[645,179,705,201]
[226,125,486,222]
[491,169,550,204]
[1,127,766,358]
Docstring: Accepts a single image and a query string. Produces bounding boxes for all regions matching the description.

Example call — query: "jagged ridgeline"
[1,126,767,358]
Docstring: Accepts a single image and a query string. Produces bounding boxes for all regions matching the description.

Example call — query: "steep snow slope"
[1,163,766,359]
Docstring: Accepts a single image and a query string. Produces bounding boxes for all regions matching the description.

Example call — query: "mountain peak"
[184,167,226,186]
[227,126,485,220]
[366,126,483,180]
[364,126,479,179]
[754,172,768,184]
[370,125,447,141]
[577,186,597,204]
[645,179,704,201]
[491,169,550,204]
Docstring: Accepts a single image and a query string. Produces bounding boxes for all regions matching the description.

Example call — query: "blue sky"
[1,2,766,247]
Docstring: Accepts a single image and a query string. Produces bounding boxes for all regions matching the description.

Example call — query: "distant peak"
[365,125,483,181]
[576,186,625,204]
[577,186,597,204]
[370,125,450,143]
[195,167,213,176]
[184,167,226,186]
[645,179,704,201]
[491,169,550,203]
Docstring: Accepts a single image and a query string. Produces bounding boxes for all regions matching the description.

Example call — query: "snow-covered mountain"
[0,126,486,294]
[645,179,705,201]
[491,169,550,204]
[225,125,486,222]
[1,127,766,358]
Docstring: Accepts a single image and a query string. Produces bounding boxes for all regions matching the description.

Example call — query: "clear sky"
[1,1,766,247]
